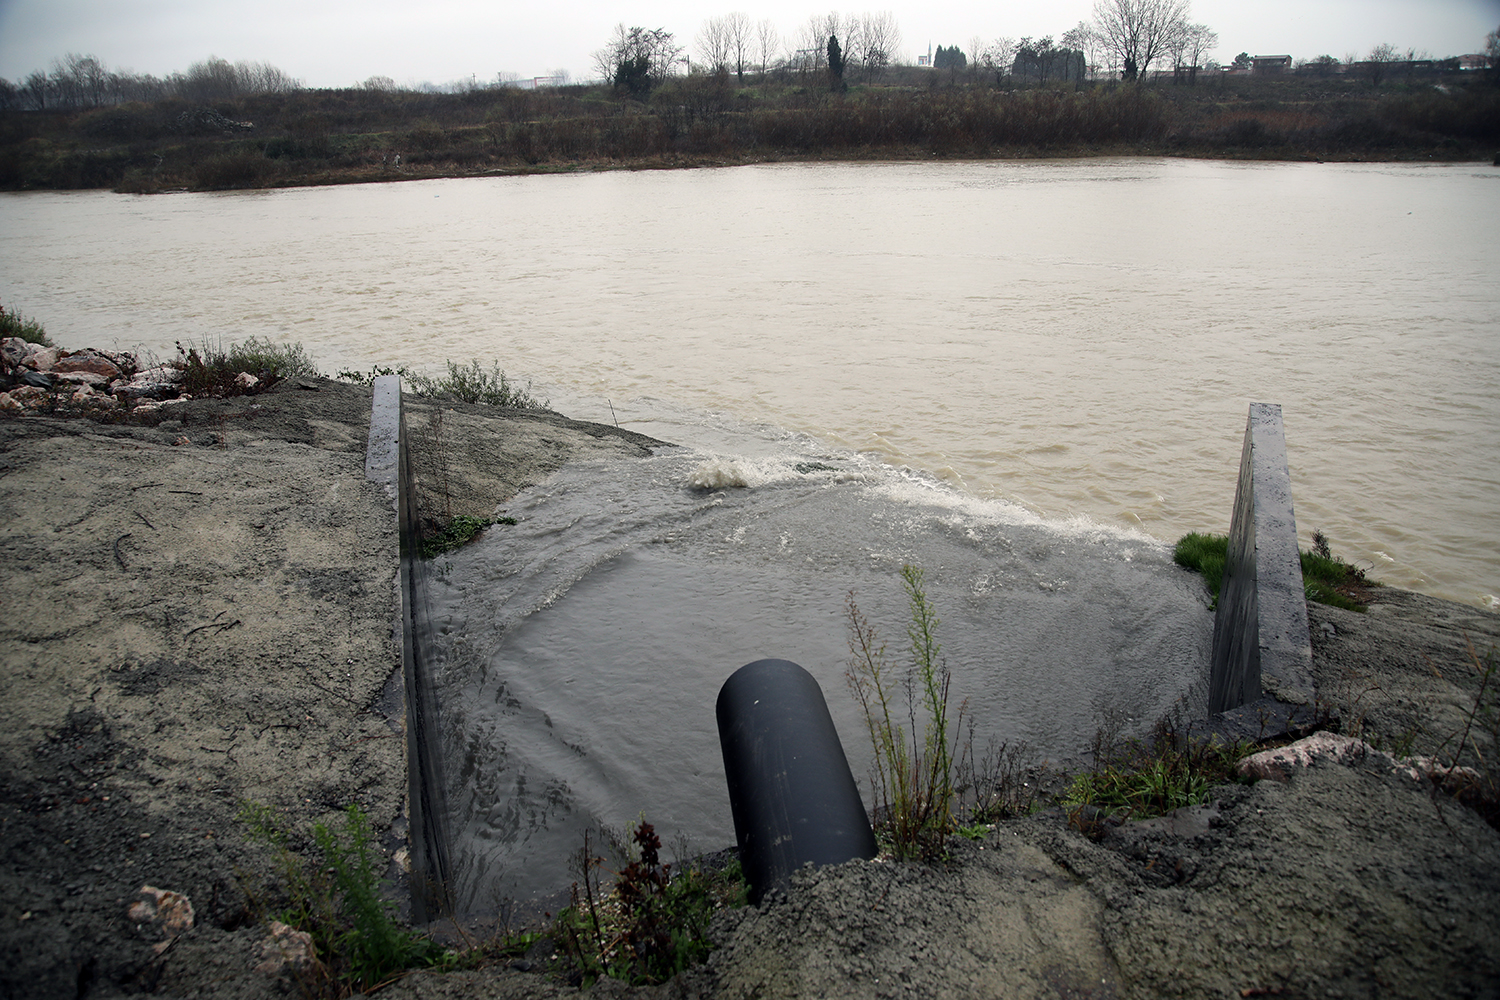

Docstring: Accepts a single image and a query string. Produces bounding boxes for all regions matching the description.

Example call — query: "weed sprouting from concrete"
[420,514,517,558]
[1434,639,1500,831]
[1062,721,1255,832]
[957,727,1047,824]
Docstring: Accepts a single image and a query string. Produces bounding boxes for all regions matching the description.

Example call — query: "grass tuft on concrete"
[1173,530,1374,611]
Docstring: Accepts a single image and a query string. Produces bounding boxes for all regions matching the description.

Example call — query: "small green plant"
[334,363,414,387]
[174,336,319,396]
[846,565,967,860]
[0,302,52,346]
[1172,532,1228,602]
[1063,722,1254,829]
[420,514,516,558]
[554,821,745,986]
[1173,530,1373,611]
[239,802,447,995]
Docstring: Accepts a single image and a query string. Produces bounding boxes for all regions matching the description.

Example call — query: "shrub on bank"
[337,359,546,409]
[0,302,52,345]
[173,336,319,396]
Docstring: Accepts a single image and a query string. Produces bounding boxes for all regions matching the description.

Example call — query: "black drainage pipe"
[716,659,877,904]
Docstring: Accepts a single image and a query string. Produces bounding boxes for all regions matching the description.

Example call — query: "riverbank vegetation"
[239,802,449,996]
[1173,530,1376,611]
[0,302,52,345]
[1062,721,1254,833]
[172,336,319,396]
[552,823,746,986]
[1,60,1496,193]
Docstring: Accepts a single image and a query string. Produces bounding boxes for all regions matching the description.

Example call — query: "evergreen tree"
[827,34,846,91]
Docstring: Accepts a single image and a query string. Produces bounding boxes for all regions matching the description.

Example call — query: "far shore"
[4,69,1496,195]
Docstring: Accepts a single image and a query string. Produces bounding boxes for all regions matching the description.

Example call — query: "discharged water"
[424,438,1209,908]
[2,158,1496,909]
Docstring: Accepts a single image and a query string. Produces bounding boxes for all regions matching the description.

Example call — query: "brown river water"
[2,158,1495,606]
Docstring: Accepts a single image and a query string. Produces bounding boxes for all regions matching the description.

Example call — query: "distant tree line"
[0,54,299,112]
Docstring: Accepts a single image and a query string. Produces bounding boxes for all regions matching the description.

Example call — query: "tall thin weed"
[845,565,967,859]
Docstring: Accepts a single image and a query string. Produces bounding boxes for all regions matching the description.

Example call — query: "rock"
[116,367,185,402]
[0,392,18,411]
[27,346,59,371]
[19,370,54,389]
[0,337,36,367]
[68,385,118,410]
[128,885,195,953]
[54,351,122,379]
[254,920,314,975]
[116,382,176,403]
[134,365,183,384]
[1237,733,1376,782]
[234,372,259,390]
[55,371,110,389]
[8,385,47,404]
[1237,733,1485,794]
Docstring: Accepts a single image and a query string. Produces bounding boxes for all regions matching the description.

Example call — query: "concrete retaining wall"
[1209,403,1315,716]
[367,375,452,921]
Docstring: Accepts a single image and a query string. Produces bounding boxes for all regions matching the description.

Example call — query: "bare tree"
[796,14,838,78]
[857,11,902,81]
[1091,0,1190,80]
[973,37,1019,81]
[21,70,50,110]
[756,19,780,78]
[969,35,988,78]
[724,12,752,81]
[1180,23,1216,83]
[1366,42,1400,86]
[1061,22,1097,78]
[697,16,732,73]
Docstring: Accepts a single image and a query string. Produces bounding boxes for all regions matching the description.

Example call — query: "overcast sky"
[1,0,1496,89]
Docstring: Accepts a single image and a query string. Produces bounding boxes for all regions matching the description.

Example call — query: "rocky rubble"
[0,337,230,417]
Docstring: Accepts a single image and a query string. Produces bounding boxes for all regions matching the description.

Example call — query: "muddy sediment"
[1,377,1497,999]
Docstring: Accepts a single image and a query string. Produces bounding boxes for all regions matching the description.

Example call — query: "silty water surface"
[424,413,1211,911]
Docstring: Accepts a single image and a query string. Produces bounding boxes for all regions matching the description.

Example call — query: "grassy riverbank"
[2,71,1497,193]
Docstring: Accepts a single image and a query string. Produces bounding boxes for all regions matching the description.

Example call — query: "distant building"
[1251,55,1292,75]
[1458,53,1488,71]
